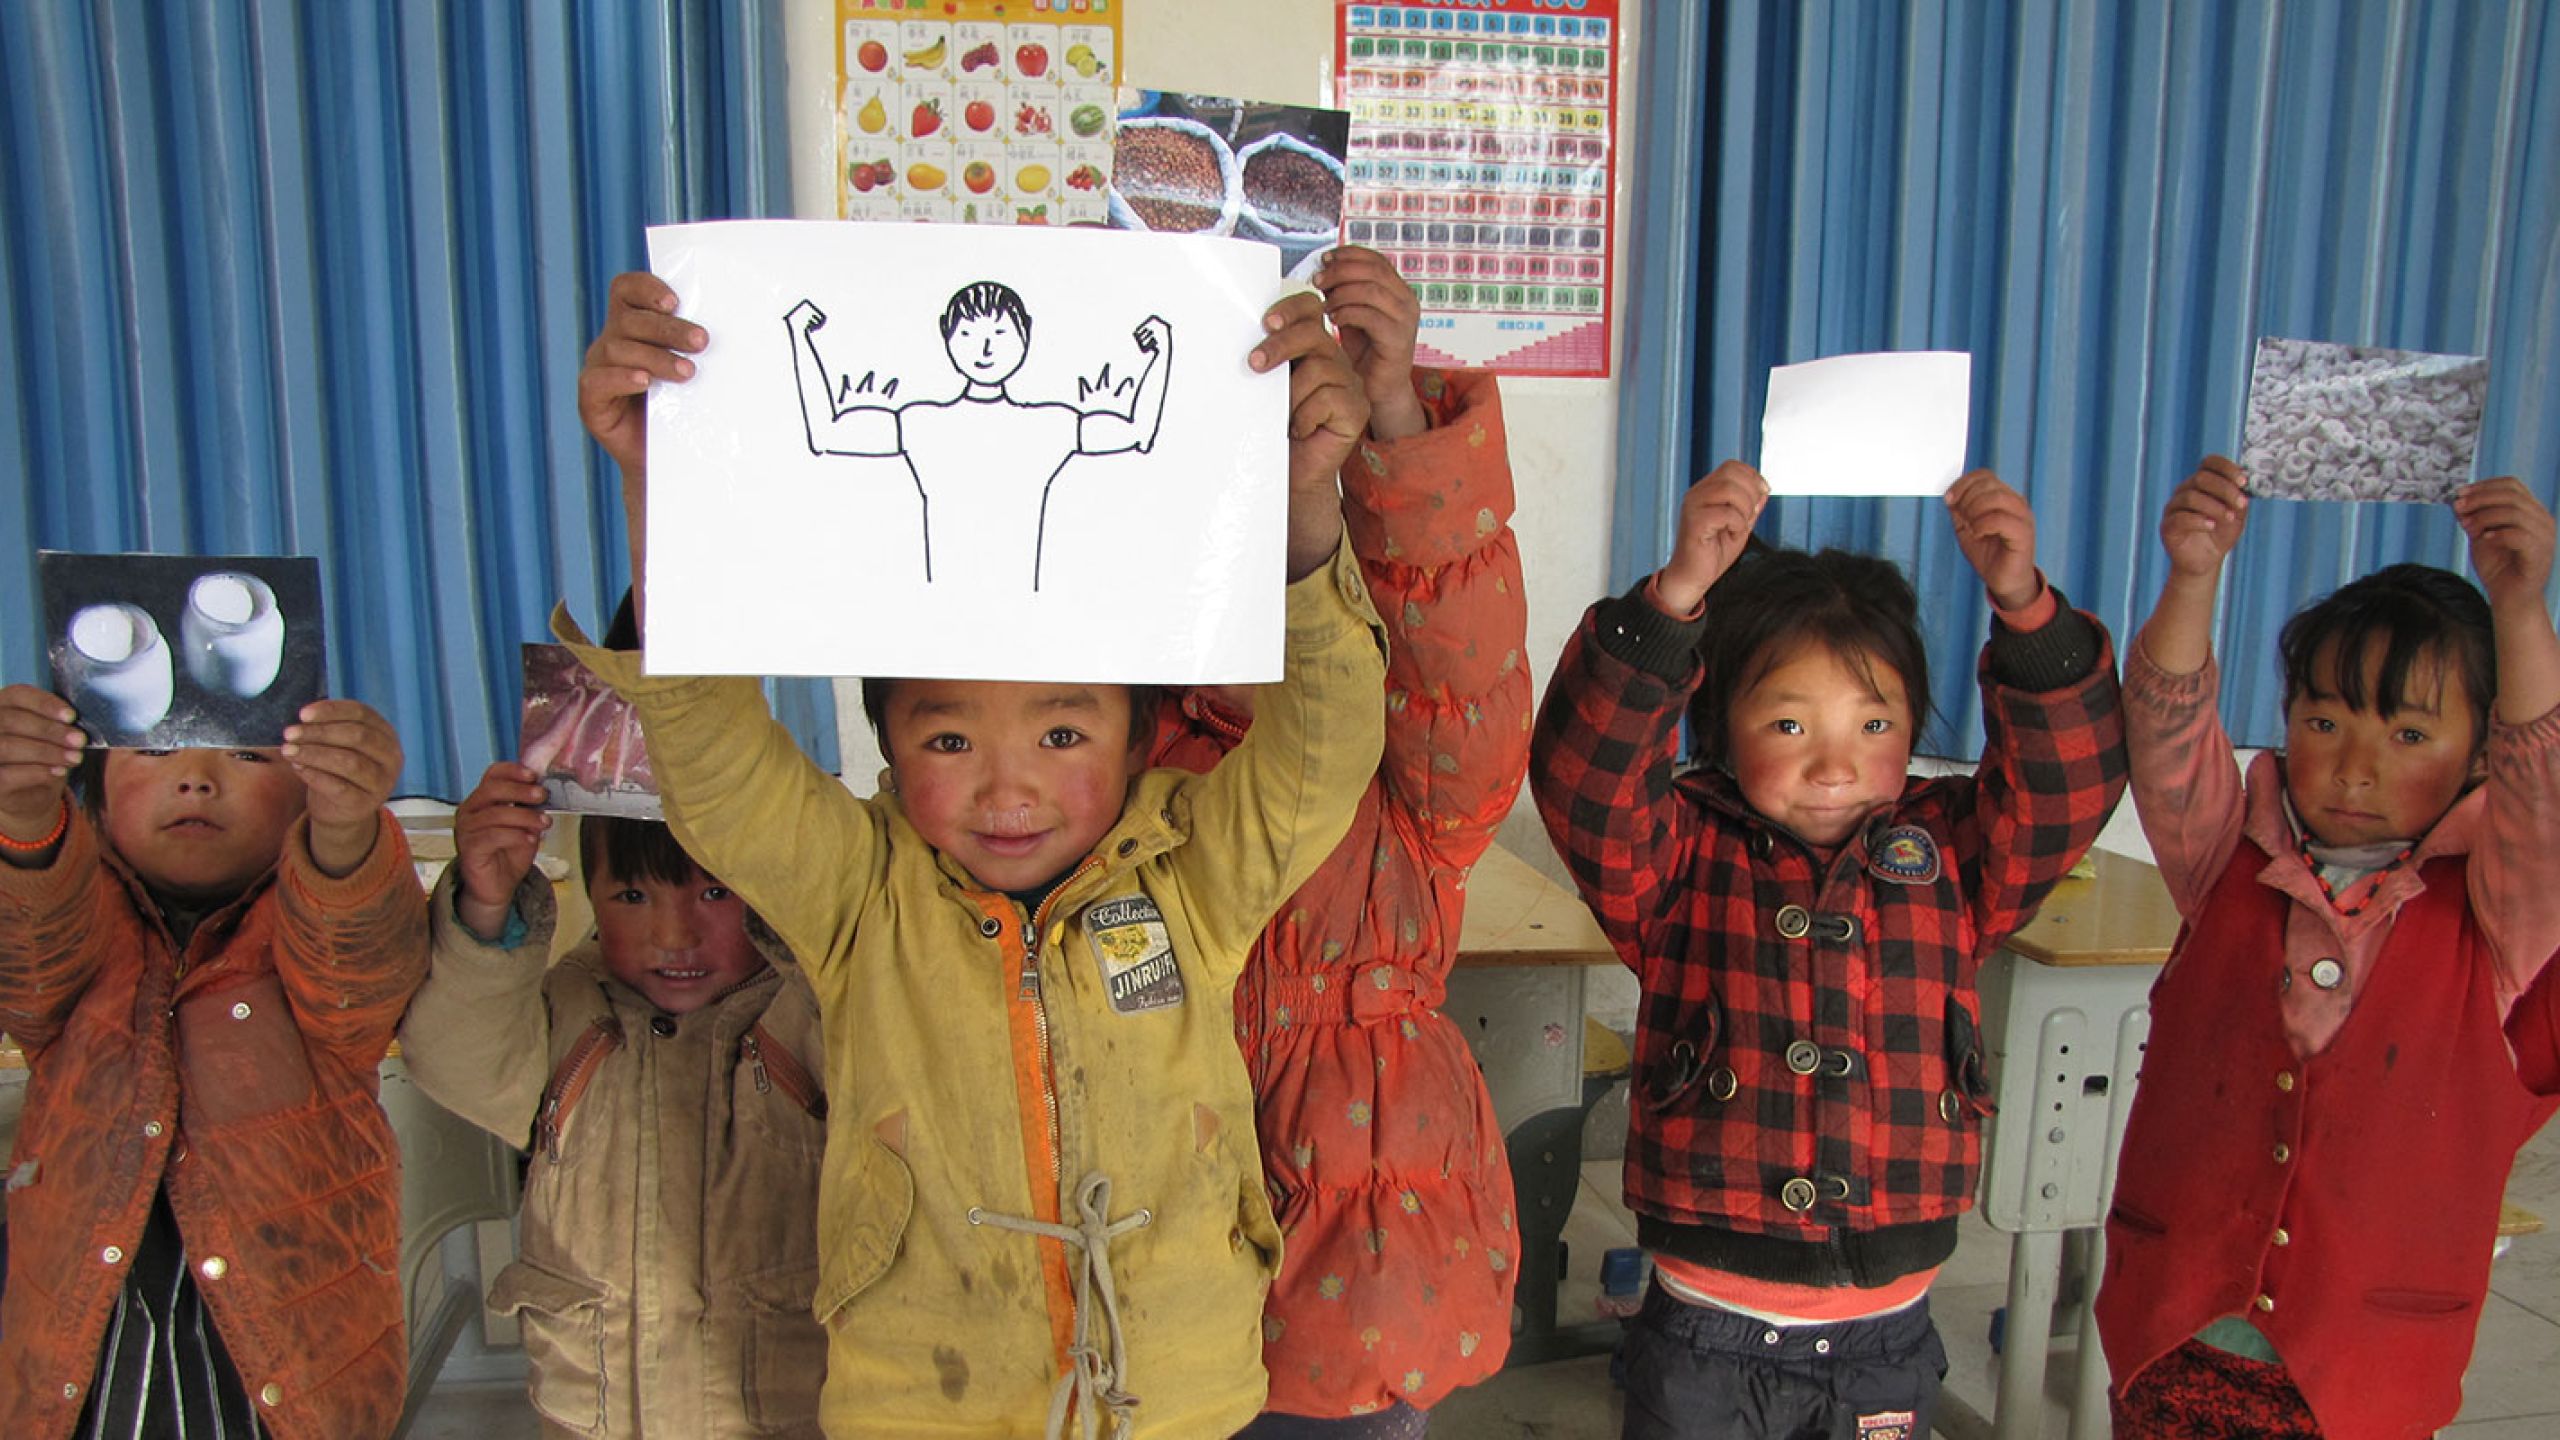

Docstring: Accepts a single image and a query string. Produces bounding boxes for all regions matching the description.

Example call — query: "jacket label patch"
[1868,826,1942,885]
[1086,896,1184,1014]
[1857,1413,1916,1440]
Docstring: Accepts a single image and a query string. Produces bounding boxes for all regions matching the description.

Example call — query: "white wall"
[782,0,1631,854]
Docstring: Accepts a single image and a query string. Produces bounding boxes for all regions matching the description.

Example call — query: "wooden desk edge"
[2001,851,2183,970]
[1454,843,1617,968]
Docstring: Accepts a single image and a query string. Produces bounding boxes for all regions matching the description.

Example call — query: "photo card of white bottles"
[38,552,325,749]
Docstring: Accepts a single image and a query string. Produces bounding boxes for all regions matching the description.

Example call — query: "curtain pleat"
[0,0,833,799]
[1619,0,2559,751]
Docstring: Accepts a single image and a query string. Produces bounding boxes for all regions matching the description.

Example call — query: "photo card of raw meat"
[520,644,661,819]
[2238,338,2488,503]
[1109,90,1349,279]
[38,552,325,749]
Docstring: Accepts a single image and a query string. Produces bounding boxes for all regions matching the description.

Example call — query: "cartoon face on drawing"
[942,282,1032,390]
[947,313,1027,385]
[786,278,1173,592]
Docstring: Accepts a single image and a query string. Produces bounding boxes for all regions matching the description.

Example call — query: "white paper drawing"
[1759,351,1972,497]
[2239,338,2486,503]
[787,281,1171,589]
[643,220,1288,682]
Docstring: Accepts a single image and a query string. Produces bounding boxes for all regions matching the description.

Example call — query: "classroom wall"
[784,0,1631,867]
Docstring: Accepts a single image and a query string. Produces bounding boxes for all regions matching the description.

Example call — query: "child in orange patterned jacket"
[0,688,426,1440]
[1150,247,1527,1439]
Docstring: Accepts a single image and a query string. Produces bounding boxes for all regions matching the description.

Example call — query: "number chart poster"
[836,0,1124,225]
[1336,1,1619,377]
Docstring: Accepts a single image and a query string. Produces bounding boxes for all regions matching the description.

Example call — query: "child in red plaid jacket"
[1529,461,2125,1440]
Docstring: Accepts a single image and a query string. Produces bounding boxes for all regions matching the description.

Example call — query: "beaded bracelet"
[0,795,70,853]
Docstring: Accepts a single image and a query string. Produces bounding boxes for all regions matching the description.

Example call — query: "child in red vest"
[1531,461,2125,1440]
[2098,456,2560,1440]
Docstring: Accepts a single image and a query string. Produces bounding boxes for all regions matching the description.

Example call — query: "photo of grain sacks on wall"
[1108,91,1348,279]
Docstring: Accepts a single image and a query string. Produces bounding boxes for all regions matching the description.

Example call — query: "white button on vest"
[101,1246,123,1264]
[260,1382,284,1407]
[230,1001,252,1020]
[2255,1293,2276,1312]
[2272,1227,2291,1246]
[200,1255,228,1280]
[142,1120,162,1138]
[1814,1338,1832,1354]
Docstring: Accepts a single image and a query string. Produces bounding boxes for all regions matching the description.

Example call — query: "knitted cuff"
[1987,587,2103,692]
[1591,577,1707,684]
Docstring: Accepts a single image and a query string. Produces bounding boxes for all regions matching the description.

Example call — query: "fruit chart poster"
[1336,1,1619,377]
[836,0,1124,225]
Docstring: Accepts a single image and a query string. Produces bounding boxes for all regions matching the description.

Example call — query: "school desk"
[1961,847,2180,1440]
[1446,838,1626,1365]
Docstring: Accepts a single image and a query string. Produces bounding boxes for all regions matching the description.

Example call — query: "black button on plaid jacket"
[1530,587,2126,1286]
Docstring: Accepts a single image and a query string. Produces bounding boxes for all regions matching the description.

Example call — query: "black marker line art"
[787,281,1172,590]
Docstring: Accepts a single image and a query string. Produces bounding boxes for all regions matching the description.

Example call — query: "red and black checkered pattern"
[1529,598,2125,1250]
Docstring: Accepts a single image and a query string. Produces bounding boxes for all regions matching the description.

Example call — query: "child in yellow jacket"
[567,272,1387,1440]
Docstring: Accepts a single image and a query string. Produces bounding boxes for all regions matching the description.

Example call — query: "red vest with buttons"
[2098,842,2554,1440]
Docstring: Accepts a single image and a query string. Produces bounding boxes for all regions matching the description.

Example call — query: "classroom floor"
[413,1110,2560,1439]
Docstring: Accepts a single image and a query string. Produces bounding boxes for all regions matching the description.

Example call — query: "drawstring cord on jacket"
[968,1172,1155,1440]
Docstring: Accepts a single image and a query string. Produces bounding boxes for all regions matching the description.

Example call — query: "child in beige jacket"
[399,749,827,1439]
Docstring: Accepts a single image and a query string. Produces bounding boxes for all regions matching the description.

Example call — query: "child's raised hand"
[452,761,551,942]
[281,700,405,878]
[1315,246,1428,441]
[0,684,84,848]
[2159,455,2251,580]
[2459,477,2560,724]
[1252,291,1369,580]
[2455,477,2554,611]
[580,271,706,477]
[1945,470,2043,611]
[1654,461,1769,616]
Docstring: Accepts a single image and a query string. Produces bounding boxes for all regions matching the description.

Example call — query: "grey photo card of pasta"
[2238,338,2487,503]
[38,552,325,749]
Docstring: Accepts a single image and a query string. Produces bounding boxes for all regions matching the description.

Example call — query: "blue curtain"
[0,0,838,800]
[1617,0,2560,751]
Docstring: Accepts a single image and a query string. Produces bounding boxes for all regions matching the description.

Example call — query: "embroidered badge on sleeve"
[1086,895,1185,1014]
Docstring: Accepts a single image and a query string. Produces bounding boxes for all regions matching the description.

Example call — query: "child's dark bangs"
[859,676,897,744]
[865,677,1159,748]
[2281,564,2494,730]
[582,815,702,890]
[1686,547,1931,764]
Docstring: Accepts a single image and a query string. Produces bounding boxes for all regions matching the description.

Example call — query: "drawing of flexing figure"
[786,281,1172,589]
